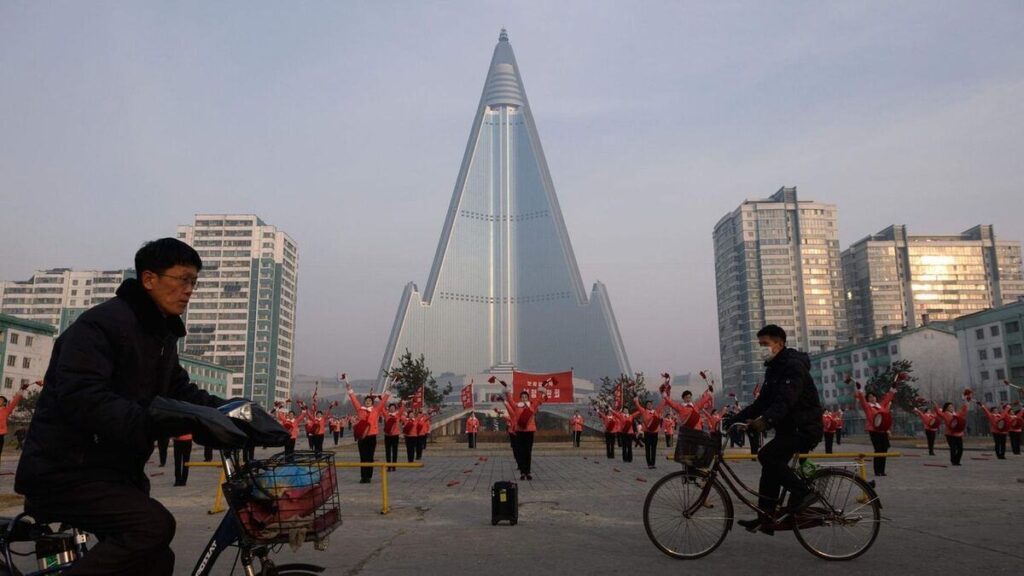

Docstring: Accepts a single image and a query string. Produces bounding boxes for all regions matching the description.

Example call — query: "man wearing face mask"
[726,324,823,535]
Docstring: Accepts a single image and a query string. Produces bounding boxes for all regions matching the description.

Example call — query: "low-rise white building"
[954,300,1024,405]
[810,324,961,409]
[0,313,57,394]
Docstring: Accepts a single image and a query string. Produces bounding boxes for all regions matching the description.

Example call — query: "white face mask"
[760,347,778,363]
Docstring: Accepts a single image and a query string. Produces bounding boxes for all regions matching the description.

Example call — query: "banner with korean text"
[512,370,574,404]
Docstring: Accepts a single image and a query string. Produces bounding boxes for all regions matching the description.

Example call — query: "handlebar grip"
[148,397,248,449]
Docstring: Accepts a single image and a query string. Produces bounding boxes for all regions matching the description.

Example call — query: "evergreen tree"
[864,359,921,412]
[590,373,650,413]
[384,349,452,407]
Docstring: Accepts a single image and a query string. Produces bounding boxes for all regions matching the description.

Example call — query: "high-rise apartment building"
[843,225,1024,343]
[713,187,846,402]
[0,268,135,333]
[177,215,299,405]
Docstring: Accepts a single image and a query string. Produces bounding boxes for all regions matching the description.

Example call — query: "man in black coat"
[16,238,224,576]
[728,324,823,535]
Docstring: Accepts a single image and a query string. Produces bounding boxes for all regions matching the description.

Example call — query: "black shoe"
[737,516,774,535]
[359,479,371,484]
[526,474,533,481]
[520,474,526,480]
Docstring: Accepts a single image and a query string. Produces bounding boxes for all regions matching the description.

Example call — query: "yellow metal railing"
[186,460,424,515]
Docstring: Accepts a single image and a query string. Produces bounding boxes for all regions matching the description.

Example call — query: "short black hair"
[757,324,787,343]
[135,238,202,276]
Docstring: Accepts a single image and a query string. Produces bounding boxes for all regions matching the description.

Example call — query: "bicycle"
[0,399,340,576]
[643,423,882,561]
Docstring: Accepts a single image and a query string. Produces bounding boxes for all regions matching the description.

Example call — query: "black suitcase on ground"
[491,481,518,526]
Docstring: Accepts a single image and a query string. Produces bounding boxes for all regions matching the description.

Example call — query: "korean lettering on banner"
[461,383,474,409]
[511,370,574,404]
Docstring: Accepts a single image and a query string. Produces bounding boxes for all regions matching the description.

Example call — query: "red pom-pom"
[488,376,496,384]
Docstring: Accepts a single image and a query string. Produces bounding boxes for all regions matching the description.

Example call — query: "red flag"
[614,382,623,410]
[461,382,474,409]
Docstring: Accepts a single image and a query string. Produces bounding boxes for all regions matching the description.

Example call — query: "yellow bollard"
[381,465,390,515]
[856,456,869,504]
[209,469,226,515]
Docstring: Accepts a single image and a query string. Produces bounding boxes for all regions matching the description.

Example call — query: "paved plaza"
[2,437,1022,575]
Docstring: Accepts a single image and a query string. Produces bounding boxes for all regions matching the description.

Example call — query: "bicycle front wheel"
[793,468,881,560]
[643,469,733,560]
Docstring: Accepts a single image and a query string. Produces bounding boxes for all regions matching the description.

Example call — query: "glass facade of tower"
[380,31,630,386]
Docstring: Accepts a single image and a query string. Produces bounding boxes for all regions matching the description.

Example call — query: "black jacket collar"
[115,278,186,338]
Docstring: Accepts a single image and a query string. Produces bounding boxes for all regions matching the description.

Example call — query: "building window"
[1007,321,1020,334]
[979,349,988,361]
[975,328,984,340]
[3,377,12,389]
[22,357,30,369]
[890,344,898,355]
[9,333,18,345]
[993,347,1002,359]
[1009,343,1023,356]
[25,336,33,347]
[990,325,1000,337]
[980,370,990,381]
[6,355,15,367]
[1000,390,1008,402]
[996,368,1006,380]
[855,369,861,378]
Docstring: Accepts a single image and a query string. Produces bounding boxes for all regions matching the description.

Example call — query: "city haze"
[2,2,1022,381]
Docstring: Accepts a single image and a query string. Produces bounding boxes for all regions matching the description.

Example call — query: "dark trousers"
[946,435,964,465]
[306,434,314,450]
[405,436,418,462]
[0,434,5,466]
[284,438,296,455]
[510,433,522,470]
[156,436,169,467]
[835,428,842,445]
[203,445,214,462]
[925,430,937,455]
[868,431,890,475]
[748,430,762,455]
[756,430,820,513]
[515,431,535,475]
[415,436,424,460]
[312,434,325,456]
[604,432,616,459]
[644,432,659,466]
[333,431,340,445]
[468,433,477,448]
[1010,431,1022,455]
[665,433,673,448]
[172,440,192,486]
[824,432,834,454]
[572,431,581,448]
[357,436,377,481]
[384,435,399,464]
[26,481,175,575]
[993,433,1007,459]
[619,433,633,462]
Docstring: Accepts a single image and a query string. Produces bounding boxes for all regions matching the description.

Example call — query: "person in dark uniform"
[727,324,823,535]
[156,435,170,467]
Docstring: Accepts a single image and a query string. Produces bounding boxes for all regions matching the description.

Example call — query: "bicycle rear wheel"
[793,468,881,560]
[643,469,733,560]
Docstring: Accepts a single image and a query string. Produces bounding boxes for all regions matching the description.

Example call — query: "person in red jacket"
[935,395,970,465]
[596,407,618,459]
[913,403,942,455]
[569,410,584,448]
[851,372,906,477]
[281,410,306,455]
[402,408,421,463]
[383,401,405,471]
[614,407,637,464]
[834,408,844,446]
[417,410,433,458]
[0,380,33,467]
[501,378,553,480]
[662,415,677,449]
[1007,402,1023,456]
[978,402,1009,459]
[821,409,837,454]
[466,411,481,449]
[171,433,192,487]
[662,385,714,431]
[635,397,666,469]
[347,380,391,483]
[329,416,342,446]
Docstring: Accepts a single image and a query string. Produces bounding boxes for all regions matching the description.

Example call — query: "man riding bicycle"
[727,324,823,535]
[15,239,226,575]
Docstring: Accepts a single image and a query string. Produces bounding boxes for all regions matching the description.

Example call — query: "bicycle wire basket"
[673,428,722,468]
[222,451,342,546]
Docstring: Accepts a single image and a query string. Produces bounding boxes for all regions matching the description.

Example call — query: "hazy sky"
[2,2,1022,381]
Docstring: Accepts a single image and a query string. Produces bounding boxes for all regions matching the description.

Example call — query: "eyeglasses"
[158,273,200,287]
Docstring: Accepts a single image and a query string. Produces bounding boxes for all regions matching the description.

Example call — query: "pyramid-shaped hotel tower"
[379,30,630,386]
